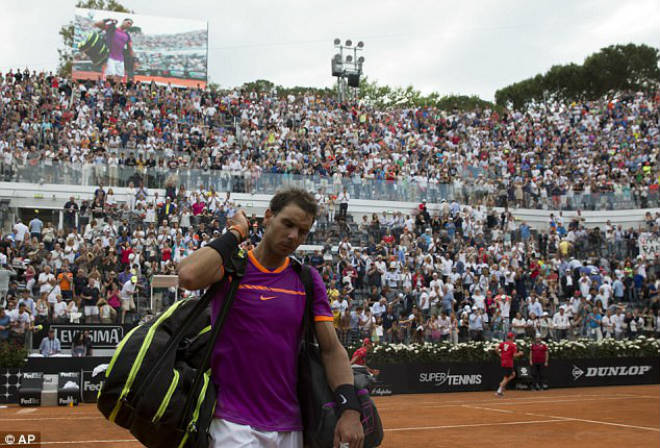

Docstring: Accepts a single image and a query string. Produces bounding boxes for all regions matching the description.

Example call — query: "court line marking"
[385,419,568,432]
[524,412,660,433]
[421,395,656,409]
[462,404,514,414]
[0,416,104,422]
[15,408,37,415]
[414,392,649,405]
[37,440,137,445]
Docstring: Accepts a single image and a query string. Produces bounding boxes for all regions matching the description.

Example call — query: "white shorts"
[105,58,125,77]
[84,305,99,316]
[208,418,302,448]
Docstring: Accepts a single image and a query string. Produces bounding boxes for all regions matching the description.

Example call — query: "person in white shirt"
[552,307,570,340]
[601,309,614,338]
[120,276,138,324]
[371,299,387,319]
[438,311,451,341]
[471,288,486,311]
[511,312,527,338]
[337,187,350,220]
[578,273,592,298]
[418,288,430,318]
[13,219,28,244]
[495,289,511,333]
[612,308,626,340]
[38,266,55,295]
[53,295,68,323]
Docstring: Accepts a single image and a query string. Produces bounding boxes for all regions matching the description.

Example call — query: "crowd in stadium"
[0,70,659,355]
[133,30,207,51]
[0,69,659,210]
[0,181,659,353]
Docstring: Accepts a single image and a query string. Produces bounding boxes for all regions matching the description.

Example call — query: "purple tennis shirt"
[210,250,333,431]
[109,28,130,61]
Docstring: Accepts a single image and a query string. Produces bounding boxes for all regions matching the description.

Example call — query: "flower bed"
[360,336,660,365]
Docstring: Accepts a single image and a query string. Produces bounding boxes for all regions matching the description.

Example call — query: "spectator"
[0,307,10,341]
[39,328,61,357]
[29,212,44,241]
[529,334,549,390]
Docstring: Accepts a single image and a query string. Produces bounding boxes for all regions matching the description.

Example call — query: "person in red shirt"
[495,332,523,396]
[350,338,380,376]
[530,334,549,390]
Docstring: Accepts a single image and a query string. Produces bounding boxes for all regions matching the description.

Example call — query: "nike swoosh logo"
[339,394,347,405]
[260,295,277,301]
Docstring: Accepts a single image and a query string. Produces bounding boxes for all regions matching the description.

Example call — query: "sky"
[1,0,659,100]
[75,8,207,36]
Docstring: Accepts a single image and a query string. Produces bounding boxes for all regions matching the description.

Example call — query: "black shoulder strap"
[300,264,316,344]
[290,257,316,344]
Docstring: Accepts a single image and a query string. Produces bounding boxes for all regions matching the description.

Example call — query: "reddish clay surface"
[0,385,657,447]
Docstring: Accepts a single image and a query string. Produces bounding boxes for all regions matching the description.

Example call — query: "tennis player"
[179,188,364,448]
[495,332,523,397]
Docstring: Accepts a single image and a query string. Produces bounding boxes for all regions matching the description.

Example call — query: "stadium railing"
[1,161,657,211]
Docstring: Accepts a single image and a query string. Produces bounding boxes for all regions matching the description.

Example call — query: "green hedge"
[357,337,660,365]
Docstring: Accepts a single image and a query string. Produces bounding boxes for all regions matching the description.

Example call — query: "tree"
[359,77,500,112]
[58,0,132,76]
[495,44,660,108]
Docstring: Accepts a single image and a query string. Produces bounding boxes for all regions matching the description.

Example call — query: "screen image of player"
[72,8,208,88]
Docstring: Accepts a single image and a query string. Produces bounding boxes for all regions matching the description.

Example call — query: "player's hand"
[544,363,548,367]
[334,410,364,448]
[529,360,533,366]
[228,208,249,241]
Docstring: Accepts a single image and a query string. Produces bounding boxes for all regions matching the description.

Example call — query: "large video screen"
[72,8,207,88]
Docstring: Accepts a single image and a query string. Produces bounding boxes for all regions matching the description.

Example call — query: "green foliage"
[239,79,335,98]
[358,77,500,112]
[57,0,133,76]
[495,44,660,108]
[367,337,660,366]
[0,341,28,368]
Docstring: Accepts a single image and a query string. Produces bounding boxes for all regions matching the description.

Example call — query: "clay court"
[0,385,657,447]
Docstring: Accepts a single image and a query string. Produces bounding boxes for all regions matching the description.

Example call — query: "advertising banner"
[73,8,207,88]
[373,357,659,394]
[40,325,124,350]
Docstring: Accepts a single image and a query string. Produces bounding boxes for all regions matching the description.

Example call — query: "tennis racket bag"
[293,261,384,448]
[78,31,109,68]
[97,249,246,448]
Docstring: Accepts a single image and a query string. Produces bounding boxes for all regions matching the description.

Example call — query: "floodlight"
[345,39,352,47]
[346,55,353,63]
[357,41,364,48]
[334,38,341,45]
[358,56,365,64]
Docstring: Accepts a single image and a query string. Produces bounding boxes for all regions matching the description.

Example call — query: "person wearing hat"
[119,274,138,324]
[495,332,523,397]
[38,328,61,357]
[529,334,549,390]
[350,338,380,377]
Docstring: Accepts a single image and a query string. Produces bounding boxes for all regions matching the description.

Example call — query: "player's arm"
[316,321,364,448]
[178,211,247,290]
[545,349,549,366]
[94,20,111,29]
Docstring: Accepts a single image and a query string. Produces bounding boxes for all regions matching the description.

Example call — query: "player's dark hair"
[269,188,318,218]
